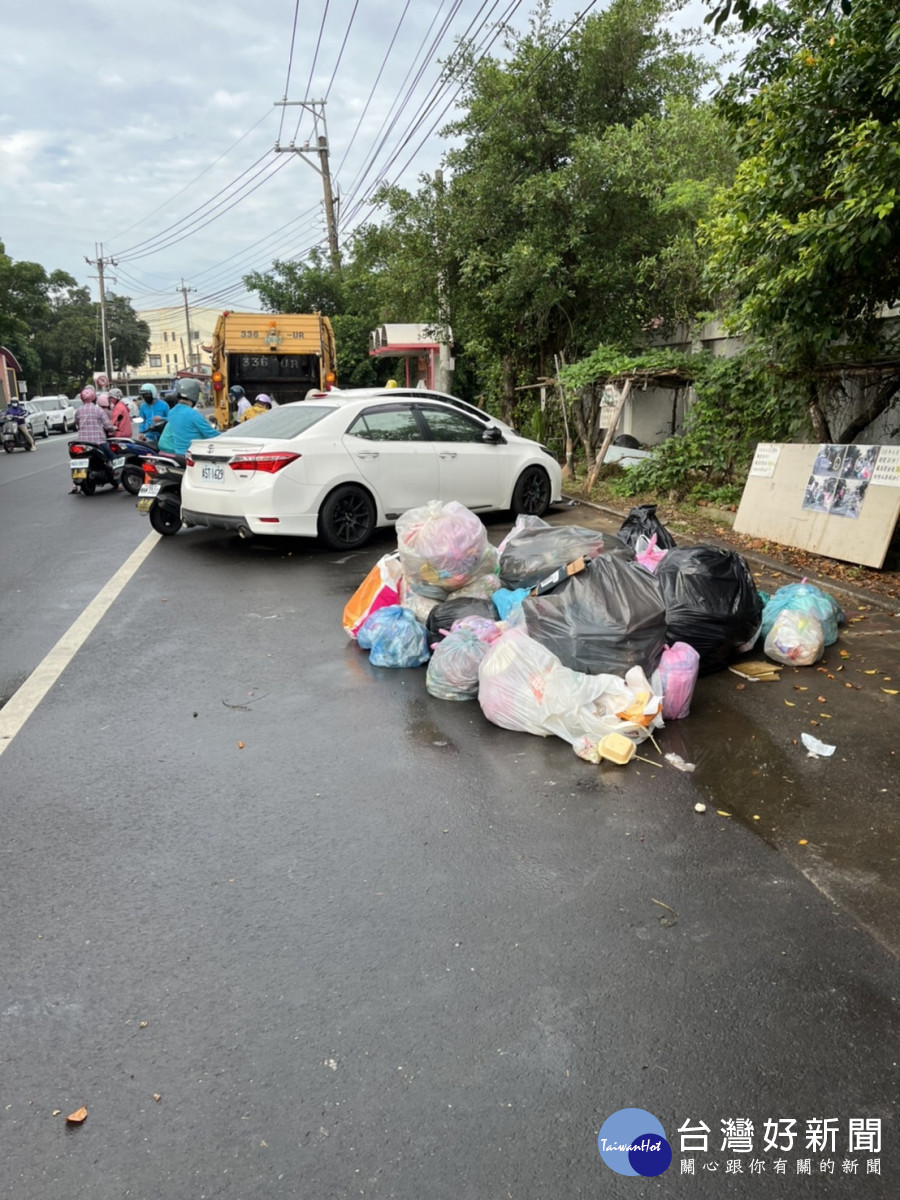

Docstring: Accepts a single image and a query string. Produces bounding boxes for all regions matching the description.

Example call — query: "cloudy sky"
[2,0,718,315]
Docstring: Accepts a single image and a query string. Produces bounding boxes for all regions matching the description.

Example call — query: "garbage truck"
[210,311,337,428]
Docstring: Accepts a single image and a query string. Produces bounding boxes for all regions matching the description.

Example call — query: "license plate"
[136,497,154,513]
[111,456,126,469]
[200,463,226,483]
[139,483,161,498]
[70,459,88,474]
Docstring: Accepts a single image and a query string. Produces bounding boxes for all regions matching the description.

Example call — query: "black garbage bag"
[617,504,677,551]
[426,595,498,643]
[523,555,667,677]
[499,514,633,590]
[655,546,762,674]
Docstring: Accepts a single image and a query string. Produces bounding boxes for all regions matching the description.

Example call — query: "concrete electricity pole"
[434,170,454,394]
[273,99,341,270]
[178,280,196,369]
[85,244,117,381]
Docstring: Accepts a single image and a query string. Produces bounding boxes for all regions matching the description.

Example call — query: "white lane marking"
[0,531,160,758]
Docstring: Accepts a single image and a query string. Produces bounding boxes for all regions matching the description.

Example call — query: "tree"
[245,249,390,387]
[0,240,58,383]
[30,285,149,394]
[702,0,900,441]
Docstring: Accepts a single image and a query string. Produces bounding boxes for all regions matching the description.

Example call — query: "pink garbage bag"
[657,641,700,720]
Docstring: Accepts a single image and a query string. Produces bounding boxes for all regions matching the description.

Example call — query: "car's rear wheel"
[511,466,551,517]
[318,484,376,550]
[121,463,144,495]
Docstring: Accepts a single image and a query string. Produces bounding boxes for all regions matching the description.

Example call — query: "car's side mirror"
[482,425,505,444]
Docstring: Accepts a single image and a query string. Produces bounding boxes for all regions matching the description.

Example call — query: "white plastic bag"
[477,627,662,746]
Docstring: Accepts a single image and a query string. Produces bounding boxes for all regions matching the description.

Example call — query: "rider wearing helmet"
[157,378,219,456]
[137,383,168,444]
[109,388,133,437]
[229,384,251,423]
[71,385,115,488]
[239,393,273,423]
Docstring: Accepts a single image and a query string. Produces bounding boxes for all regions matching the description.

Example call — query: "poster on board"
[802,445,879,519]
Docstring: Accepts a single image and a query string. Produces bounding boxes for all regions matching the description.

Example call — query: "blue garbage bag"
[357,605,431,668]
[760,582,844,646]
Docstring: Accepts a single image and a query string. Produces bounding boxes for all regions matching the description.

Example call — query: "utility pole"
[85,243,117,381]
[273,99,341,270]
[178,279,196,369]
[434,170,453,394]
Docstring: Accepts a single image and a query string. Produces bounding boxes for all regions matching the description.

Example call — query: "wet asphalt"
[1,439,898,1198]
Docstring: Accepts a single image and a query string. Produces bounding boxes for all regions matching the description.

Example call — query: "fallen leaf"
[827,673,835,679]
[839,650,851,658]
[717,810,732,817]
[139,1021,148,1029]
[52,1109,61,1116]
[817,695,827,702]
[153,1093,161,1103]
[798,839,808,846]
[793,685,808,691]
[883,689,899,696]
[864,670,877,675]
[237,741,245,749]
[819,713,832,719]
[735,682,745,690]
[784,700,796,707]
[66,1107,87,1124]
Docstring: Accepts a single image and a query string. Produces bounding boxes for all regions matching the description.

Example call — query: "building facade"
[124,306,223,394]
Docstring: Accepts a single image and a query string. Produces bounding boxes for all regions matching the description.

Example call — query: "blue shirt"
[158,403,219,454]
[139,398,169,435]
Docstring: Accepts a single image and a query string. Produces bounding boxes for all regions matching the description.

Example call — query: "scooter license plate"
[139,483,161,498]
[70,461,88,479]
[111,456,126,469]
[136,497,154,513]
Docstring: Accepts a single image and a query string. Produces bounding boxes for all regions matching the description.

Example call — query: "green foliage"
[703,0,900,387]
[607,349,806,498]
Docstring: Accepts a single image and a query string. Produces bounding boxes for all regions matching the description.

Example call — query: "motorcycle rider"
[109,388,133,437]
[70,385,115,491]
[239,393,273,423]
[229,384,251,422]
[157,378,219,455]
[4,397,36,450]
[137,383,169,445]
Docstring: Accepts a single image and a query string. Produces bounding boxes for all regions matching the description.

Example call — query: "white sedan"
[182,391,563,548]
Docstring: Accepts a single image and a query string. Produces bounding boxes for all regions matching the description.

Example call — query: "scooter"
[2,414,33,452]
[137,453,185,535]
[68,438,126,494]
[109,435,162,495]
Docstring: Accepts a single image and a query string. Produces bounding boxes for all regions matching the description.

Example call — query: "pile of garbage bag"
[343,498,845,761]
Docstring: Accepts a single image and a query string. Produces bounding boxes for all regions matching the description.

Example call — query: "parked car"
[305,386,518,436]
[182,390,563,549]
[19,400,51,439]
[28,395,76,433]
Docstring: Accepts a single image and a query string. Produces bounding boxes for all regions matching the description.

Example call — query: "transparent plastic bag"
[396,499,499,598]
[498,514,632,589]
[342,553,403,639]
[764,609,825,667]
[426,626,492,700]
[477,627,662,746]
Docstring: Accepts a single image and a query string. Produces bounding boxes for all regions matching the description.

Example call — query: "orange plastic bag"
[343,554,403,639]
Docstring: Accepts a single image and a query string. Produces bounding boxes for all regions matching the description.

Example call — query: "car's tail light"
[186,454,195,467]
[228,452,300,474]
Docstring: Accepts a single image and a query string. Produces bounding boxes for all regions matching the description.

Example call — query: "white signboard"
[749,443,781,478]
[871,444,900,488]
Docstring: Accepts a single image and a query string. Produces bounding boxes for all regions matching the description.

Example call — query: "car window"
[416,406,489,444]
[219,405,335,439]
[347,406,423,442]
